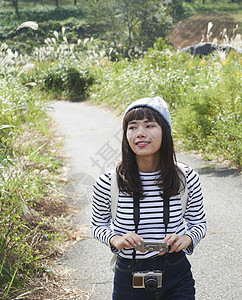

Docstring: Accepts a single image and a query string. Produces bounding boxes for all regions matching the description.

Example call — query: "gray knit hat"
[122,96,172,132]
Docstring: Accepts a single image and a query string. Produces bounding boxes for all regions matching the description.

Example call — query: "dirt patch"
[24,262,90,300]
[168,12,242,50]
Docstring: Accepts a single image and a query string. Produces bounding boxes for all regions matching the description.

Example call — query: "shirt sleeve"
[90,171,119,253]
[183,166,207,255]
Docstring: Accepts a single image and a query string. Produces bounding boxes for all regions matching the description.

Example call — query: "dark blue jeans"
[112,251,195,300]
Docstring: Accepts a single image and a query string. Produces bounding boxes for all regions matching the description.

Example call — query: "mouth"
[136,141,150,147]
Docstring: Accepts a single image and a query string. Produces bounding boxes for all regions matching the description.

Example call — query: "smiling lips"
[136,141,150,147]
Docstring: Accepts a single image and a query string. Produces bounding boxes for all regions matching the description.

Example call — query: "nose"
[136,126,146,138]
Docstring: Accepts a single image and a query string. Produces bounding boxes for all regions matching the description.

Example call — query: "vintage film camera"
[135,241,171,252]
[132,242,170,291]
[132,270,163,292]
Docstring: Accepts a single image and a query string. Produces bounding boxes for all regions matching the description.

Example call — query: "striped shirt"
[91,165,207,259]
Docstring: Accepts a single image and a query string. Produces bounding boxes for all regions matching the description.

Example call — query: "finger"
[170,240,184,253]
[123,236,137,248]
[175,244,184,252]
[163,234,173,243]
[125,233,143,246]
[132,235,143,246]
[175,240,187,252]
[164,234,178,247]
[123,235,142,248]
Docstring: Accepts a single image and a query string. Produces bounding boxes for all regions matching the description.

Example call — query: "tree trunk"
[55,0,59,8]
[128,25,132,47]
[12,0,19,15]
[74,0,77,5]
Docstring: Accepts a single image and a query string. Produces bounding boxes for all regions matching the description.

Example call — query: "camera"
[132,270,163,292]
[135,241,171,252]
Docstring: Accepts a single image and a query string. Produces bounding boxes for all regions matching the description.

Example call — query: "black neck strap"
[132,196,140,262]
[163,196,170,235]
[132,194,170,262]
[134,195,140,232]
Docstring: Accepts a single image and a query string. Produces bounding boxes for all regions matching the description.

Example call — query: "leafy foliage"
[89,47,242,167]
[42,64,94,101]
[0,6,84,25]
[0,51,63,298]
[83,0,172,50]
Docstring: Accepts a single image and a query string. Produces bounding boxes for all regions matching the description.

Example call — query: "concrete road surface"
[51,100,241,300]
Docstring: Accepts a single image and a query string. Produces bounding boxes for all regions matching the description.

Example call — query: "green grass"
[182,0,242,13]
[0,74,65,298]
[88,46,242,167]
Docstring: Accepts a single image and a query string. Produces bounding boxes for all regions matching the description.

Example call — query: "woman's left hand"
[158,233,192,255]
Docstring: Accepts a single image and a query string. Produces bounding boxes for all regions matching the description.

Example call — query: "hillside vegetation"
[0,0,241,298]
[168,11,242,50]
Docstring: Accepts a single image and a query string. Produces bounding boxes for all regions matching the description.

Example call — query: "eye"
[146,122,157,128]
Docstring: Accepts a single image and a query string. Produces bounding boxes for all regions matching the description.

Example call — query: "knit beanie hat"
[122,96,172,132]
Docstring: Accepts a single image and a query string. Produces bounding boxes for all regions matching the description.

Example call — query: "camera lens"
[144,276,158,292]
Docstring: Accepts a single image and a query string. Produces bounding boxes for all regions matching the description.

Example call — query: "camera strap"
[132,194,170,259]
[131,193,170,272]
[163,196,170,235]
[132,195,140,262]
[162,195,170,279]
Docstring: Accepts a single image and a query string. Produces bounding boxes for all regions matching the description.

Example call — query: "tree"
[118,0,171,48]
[83,0,172,51]
[83,0,118,36]
[118,0,145,46]
[133,1,172,48]
[165,0,186,22]
[12,0,19,15]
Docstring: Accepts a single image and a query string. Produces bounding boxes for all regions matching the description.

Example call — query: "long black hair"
[116,106,184,199]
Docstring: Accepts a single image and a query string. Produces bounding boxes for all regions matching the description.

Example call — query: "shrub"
[42,64,94,101]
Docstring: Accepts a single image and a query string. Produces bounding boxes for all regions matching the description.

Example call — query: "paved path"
[51,100,241,300]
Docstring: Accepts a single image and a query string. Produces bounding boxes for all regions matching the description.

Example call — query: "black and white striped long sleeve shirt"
[91,165,207,259]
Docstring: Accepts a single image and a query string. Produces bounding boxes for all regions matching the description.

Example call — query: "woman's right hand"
[110,232,143,250]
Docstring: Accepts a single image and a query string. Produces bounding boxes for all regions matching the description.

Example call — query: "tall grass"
[0,21,111,298]
[89,42,242,167]
[0,41,64,297]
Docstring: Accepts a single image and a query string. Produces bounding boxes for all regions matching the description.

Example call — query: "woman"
[91,96,207,300]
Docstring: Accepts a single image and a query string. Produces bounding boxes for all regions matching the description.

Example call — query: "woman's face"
[126,118,162,160]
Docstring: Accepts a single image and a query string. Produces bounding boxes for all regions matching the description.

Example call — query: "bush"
[42,64,94,101]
